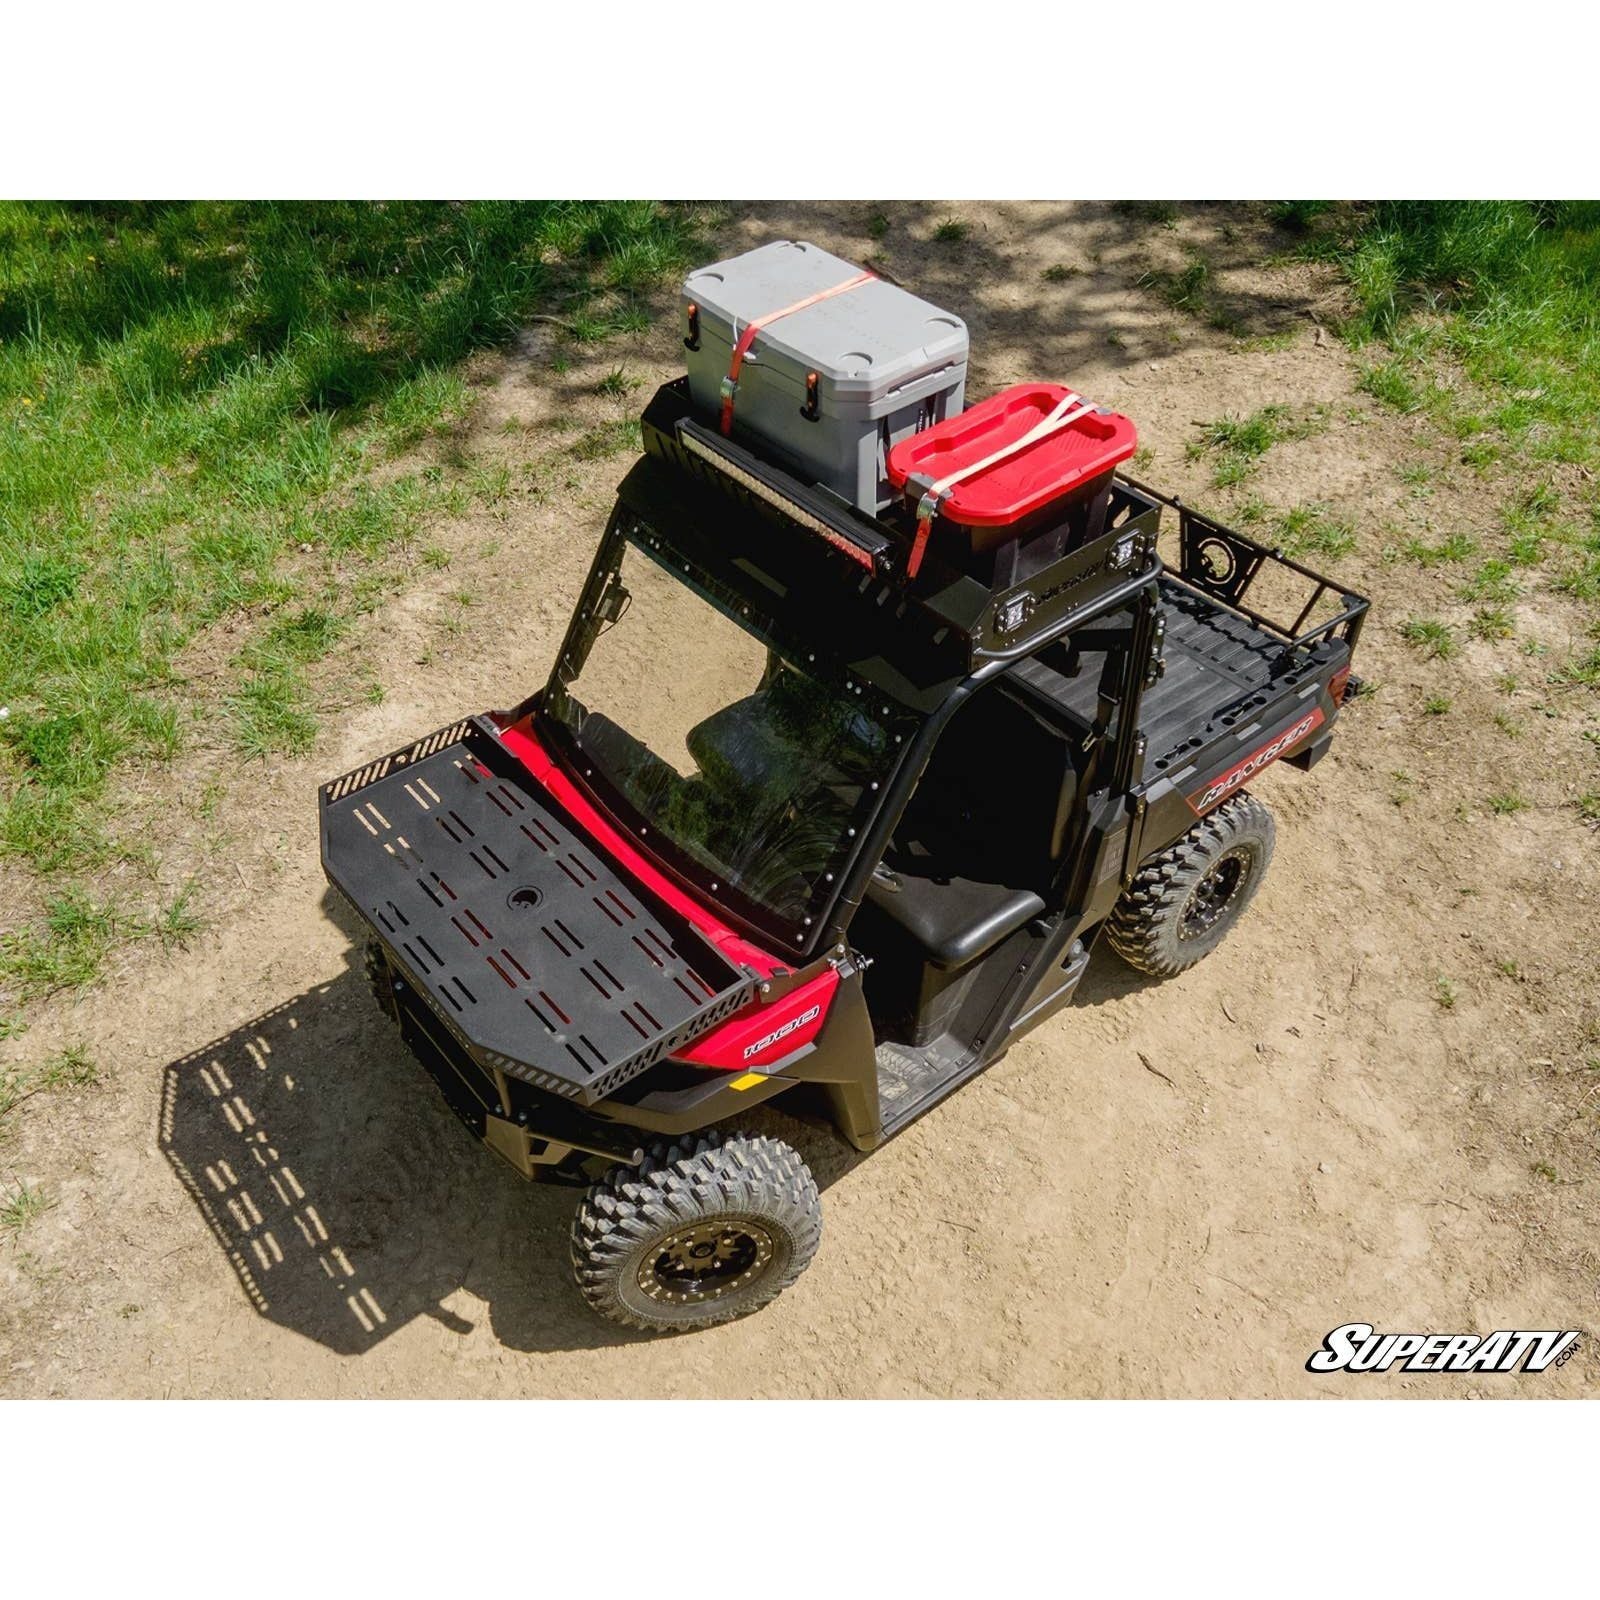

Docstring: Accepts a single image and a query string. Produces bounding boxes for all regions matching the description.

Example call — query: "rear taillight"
[1329,664,1352,705]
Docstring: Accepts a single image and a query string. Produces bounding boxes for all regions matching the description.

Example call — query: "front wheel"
[1105,791,1276,978]
[571,1132,822,1333]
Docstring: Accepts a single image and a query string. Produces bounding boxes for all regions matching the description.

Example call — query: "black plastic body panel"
[376,938,883,1167]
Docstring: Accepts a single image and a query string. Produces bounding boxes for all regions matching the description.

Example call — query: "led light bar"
[678,427,878,573]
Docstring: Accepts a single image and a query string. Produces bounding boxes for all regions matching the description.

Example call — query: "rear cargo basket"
[320,718,759,1105]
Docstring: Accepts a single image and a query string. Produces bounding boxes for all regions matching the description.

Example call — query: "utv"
[320,245,1367,1333]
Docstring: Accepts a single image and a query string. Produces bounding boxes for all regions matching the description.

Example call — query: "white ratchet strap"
[907,389,1099,577]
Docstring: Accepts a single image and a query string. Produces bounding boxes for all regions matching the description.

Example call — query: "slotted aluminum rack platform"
[320,718,758,1105]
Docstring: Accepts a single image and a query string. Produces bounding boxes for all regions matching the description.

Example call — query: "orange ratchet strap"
[719,271,875,435]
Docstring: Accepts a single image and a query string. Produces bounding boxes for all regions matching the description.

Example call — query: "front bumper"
[369,945,800,1180]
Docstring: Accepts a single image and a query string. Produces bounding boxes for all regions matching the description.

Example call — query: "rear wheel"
[1105,792,1276,978]
[571,1131,822,1333]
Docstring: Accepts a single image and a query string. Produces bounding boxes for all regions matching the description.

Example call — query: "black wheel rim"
[1179,847,1252,940]
[637,1219,775,1306]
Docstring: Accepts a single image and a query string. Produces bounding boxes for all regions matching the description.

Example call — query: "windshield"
[546,525,905,945]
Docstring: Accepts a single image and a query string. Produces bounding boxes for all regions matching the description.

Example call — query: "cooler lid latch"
[800,370,820,421]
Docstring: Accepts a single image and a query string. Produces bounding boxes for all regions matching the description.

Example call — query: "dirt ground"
[3,202,1596,1398]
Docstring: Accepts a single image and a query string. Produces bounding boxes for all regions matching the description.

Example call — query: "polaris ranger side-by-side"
[320,241,1367,1332]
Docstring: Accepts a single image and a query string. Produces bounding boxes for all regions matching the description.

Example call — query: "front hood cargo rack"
[320,717,760,1105]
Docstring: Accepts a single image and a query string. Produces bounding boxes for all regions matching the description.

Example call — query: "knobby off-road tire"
[1105,791,1276,978]
[571,1131,822,1333]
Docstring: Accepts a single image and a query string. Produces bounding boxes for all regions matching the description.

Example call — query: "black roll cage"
[532,464,1164,963]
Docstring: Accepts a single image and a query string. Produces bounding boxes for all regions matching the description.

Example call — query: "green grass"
[1319,201,1600,354]
[933,217,970,244]
[1269,201,1334,234]
[1115,201,1179,227]
[1358,360,1424,413]
[1553,514,1600,601]
[0,200,698,1027]
[1400,617,1457,659]
[1399,529,1478,567]
[226,671,319,759]
[1187,404,1327,488]
[0,1179,53,1236]
[1461,558,1522,602]
[1196,409,1280,458]
[1499,481,1563,568]
[1,1040,98,1121]
[1550,644,1600,688]
[156,877,202,947]
[1308,202,1600,645]
[1468,606,1515,642]
[0,890,128,998]
[570,418,644,461]
[1141,255,1211,318]
[37,1041,96,1089]
[1487,791,1528,815]
[597,366,639,399]
[1275,502,1356,562]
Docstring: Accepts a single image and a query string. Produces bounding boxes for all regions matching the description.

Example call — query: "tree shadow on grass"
[2,201,698,414]
[727,199,1334,385]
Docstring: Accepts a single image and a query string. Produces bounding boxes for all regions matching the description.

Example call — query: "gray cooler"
[682,240,968,514]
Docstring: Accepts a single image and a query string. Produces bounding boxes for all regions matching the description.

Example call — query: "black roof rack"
[638,378,1165,669]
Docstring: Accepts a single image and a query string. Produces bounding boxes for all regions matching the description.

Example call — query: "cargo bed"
[1013,574,1308,762]
[1011,476,1365,765]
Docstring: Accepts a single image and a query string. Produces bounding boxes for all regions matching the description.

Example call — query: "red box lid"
[887,382,1137,527]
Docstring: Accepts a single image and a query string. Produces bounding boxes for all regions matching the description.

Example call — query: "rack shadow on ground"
[158,910,864,1358]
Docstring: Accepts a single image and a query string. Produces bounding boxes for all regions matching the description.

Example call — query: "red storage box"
[887,382,1137,527]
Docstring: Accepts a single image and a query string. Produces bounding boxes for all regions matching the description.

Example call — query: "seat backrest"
[895,681,1077,890]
